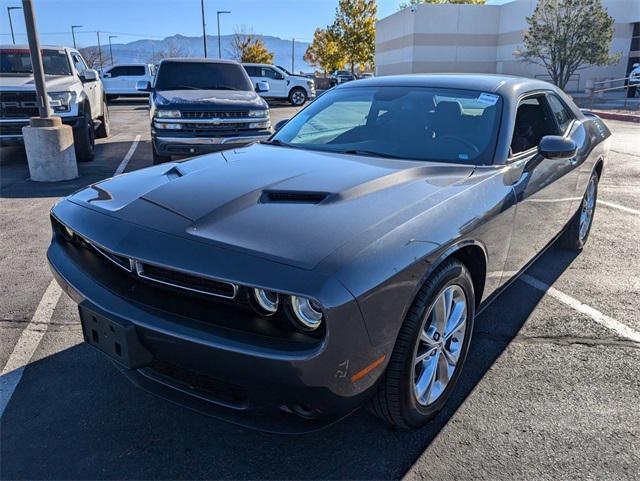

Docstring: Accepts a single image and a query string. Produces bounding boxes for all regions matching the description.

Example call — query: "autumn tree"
[78,47,103,69]
[303,28,346,75]
[518,0,619,90]
[400,0,484,7]
[229,28,274,64]
[332,0,376,74]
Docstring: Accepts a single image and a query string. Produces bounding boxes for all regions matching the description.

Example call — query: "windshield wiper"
[341,149,405,160]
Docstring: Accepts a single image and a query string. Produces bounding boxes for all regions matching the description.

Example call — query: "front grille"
[137,261,238,299]
[0,91,39,118]
[181,111,250,119]
[0,124,25,136]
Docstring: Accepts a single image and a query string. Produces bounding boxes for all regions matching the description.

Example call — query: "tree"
[518,0,620,90]
[148,39,188,64]
[332,0,376,74]
[304,28,346,75]
[400,0,484,7]
[78,47,103,69]
[229,28,274,64]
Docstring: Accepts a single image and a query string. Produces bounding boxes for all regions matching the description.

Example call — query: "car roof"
[106,63,149,67]
[159,57,240,65]
[242,63,277,67]
[0,44,72,51]
[338,73,559,98]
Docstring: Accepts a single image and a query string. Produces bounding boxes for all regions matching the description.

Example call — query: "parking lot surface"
[1,102,639,480]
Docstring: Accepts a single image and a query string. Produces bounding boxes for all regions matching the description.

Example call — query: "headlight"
[289,296,323,331]
[307,80,314,87]
[248,120,271,129]
[60,223,75,241]
[248,109,268,118]
[251,288,280,315]
[154,122,182,130]
[155,110,181,118]
[48,91,74,112]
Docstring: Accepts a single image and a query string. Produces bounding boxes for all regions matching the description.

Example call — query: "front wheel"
[288,87,307,106]
[152,143,171,165]
[73,108,95,162]
[561,170,599,251]
[95,100,110,138]
[368,259,475,429]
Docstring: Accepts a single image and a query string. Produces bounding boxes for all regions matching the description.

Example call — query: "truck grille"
[0,124,26,136]
[181,111,250,119]
[0,91,39,118]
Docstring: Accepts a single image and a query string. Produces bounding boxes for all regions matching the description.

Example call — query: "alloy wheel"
[413,284,467,406]
[579,176,596,242]
[291,90,306,105]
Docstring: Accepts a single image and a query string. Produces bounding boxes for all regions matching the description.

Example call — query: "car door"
[502,93,583,275]
[122,65,147,94]
[72,51,101,112]
[102,66,126,94]
[261,66,287,97]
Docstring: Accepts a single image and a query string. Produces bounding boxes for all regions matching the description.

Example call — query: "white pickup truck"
[243,63,315,106]
[101,63,155,99]
[0,45,110,161]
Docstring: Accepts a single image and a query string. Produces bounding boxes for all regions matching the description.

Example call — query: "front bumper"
[0,116,83,145]
[47,203,386,432]
[153,129,272,156]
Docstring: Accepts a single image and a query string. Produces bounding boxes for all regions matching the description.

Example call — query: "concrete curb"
[591,110,640,124]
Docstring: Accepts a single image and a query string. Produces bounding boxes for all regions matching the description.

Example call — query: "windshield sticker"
[458,153,469,160]
[477,93,499,105]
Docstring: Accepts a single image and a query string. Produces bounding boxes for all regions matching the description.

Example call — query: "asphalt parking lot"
[1,101,639,480]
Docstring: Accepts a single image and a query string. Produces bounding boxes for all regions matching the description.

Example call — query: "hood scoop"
[260,190,330,204]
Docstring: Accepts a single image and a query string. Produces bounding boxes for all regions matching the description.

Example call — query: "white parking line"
[598,200,640,216]
[521,274,640,343]
[114,134,141,175]
[0,279,62,417]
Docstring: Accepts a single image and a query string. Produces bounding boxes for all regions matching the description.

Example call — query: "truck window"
[154,62,253,91]
[108,66,146,78]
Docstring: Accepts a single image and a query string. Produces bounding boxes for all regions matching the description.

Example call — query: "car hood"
[0,74,75,91]
[69,144,474,270]
[153,89,266,109]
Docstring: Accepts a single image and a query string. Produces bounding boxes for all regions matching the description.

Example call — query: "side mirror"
[80,68,99,82]
[256,80,270,93]
[274,119,289,131]
[539,135,577,160]
[136,80,152,92]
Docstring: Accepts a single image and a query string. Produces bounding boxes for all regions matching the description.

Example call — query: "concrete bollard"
[22,116,78,182]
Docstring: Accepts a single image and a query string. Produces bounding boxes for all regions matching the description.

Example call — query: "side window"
[244,66,259,77]
[510,96,557,155]
[125,66,146,77]
[71,53,87,74]
[108,66,125,78]
[546,94,574,134]
[262,67,283,80]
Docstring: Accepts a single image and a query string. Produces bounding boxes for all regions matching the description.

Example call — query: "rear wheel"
[561,170,599,251]
[368,259,475,429]
[289,87,307,106]
[73,107,95,162]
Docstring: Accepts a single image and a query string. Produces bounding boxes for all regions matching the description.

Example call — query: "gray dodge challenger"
[48,75,610,432]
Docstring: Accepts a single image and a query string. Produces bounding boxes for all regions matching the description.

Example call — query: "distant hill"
[94,34,312,73]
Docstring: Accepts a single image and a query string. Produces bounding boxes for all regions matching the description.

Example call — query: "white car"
[242,63,315,106]
[628,63,640,97]
[101,63,155,99]
[0,44,110,161]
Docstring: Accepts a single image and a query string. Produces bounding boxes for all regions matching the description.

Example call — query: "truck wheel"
[96,99,110,138]
[367,259,475,429]
[289,87,307,106]
[74,108,96,162]
[152,144,171,165]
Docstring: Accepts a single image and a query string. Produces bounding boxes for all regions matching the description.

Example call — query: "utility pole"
[291,38,295,74]
[108,35,117,65]
[71,25,82,49]
[96,31,103,70]
[216,10,230,59]
[7,6,22,44]
[22,0,49,117]
[200,0,207,57]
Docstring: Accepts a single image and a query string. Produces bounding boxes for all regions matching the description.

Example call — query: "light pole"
[291,38,295,73]
[216,10,230,59]
[71,25,82,49]
[96,31,103,70]
[200,0,207,57]
[7,6,22,44]
[108,35,117,66]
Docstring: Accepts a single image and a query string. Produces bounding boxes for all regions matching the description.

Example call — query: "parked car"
[627,62,640,98]
[358,72,374,80]
[48,75,610,432]
[136,58,272,164]
[242,63,315,106]
[101,63,155,99]
[0,44,110,161]
[330,69,356,87]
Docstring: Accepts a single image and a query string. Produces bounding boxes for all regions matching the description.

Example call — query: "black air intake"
[261,190,329,204]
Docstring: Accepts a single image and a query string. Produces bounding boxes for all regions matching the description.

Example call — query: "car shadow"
[0,244,578,480]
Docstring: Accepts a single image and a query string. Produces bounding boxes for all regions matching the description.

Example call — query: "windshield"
[0,48,72,76]
[154,61,253,91]
[272,86,502,165]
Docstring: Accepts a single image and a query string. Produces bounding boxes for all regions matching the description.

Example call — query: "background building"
[375,0,640,92]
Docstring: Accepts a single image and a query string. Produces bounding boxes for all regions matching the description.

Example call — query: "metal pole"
[7,7,22,44]
[200,0,207,58]
[71,25,82,49]
[96,31,103,70]
[21,0,51,118]
[216,11,230,59]
[108,35,117,65]
[291,38,294,73]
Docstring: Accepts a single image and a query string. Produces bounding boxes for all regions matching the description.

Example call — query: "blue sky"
[1,0,512,47]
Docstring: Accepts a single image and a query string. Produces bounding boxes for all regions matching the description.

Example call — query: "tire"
[73,107,95,162]
[152,144,171,165]
[95,99,110,139]
[288,87,308,106]
[561,170,599,251]
[368,258,475,429]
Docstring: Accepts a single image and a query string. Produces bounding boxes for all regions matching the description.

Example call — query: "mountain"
[96,34,312,73]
